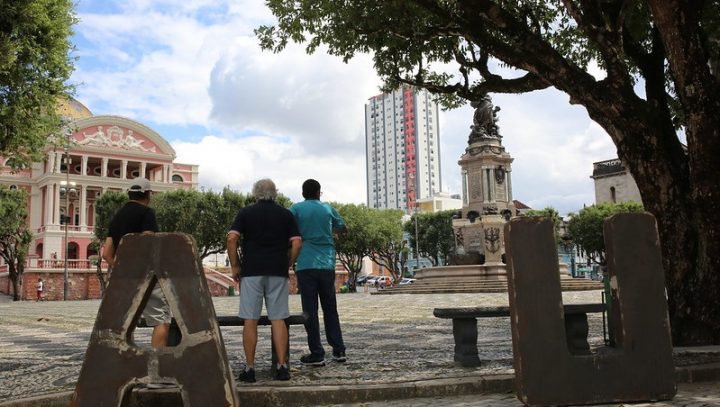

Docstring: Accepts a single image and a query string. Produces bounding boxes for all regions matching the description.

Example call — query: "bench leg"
[565,313,591,355]
[452,318,480,367]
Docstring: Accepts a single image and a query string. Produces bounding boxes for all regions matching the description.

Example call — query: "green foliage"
[153,188,253,260]
[404,210,456,266]
[525,206,562,241]
[335,203,375,291]
[93,191,128,244]
[367,208,406,283]
[334,204,405,290]
[0,186,32,300]
[567,201,644,264]
[0,0,77,168]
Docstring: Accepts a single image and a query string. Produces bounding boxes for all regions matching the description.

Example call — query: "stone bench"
[433,303,606,367]
[139,313,308,375]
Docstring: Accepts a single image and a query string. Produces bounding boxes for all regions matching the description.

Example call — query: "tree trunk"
[645,0,720,346]
[580,87,720,345]
[8,263,19,301]
[95,262,107,296]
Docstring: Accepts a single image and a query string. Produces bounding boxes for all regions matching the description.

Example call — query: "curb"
[1,364,718,407]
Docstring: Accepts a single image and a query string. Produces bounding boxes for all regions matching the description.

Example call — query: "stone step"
[373,279,603,295]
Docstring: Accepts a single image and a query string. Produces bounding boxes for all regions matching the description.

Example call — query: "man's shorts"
[142,286,171,327]
[239,276,289,320]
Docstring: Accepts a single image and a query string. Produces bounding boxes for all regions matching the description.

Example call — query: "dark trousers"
[297,269,345,357]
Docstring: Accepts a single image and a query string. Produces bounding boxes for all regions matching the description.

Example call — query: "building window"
[172,174,184,183]
[610,186,617,203]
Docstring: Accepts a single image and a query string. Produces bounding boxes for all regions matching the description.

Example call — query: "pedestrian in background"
[35,278,43,301]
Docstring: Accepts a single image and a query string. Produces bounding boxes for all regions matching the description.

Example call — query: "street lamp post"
[60,148,75,301]
[414,204,420,270]
[63,148,70,301]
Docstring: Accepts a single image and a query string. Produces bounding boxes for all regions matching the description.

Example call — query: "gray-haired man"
[227,179,302,382]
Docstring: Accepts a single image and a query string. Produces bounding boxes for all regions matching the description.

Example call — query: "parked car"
[355,275,371,285]
[374,276,394,288]
[365,276,380,286]
[398,278,416,285]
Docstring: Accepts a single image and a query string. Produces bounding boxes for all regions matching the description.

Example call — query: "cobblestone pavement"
[0,290,718,406]
[326,382,720,406]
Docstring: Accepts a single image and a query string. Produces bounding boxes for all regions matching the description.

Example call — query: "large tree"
[153,188,253,261]
[0,186,32,300]
[367,208,406,285]
[567,201,644,265]
[258,1,720,345]
[0,0,76,168]
[335,203,375,292]
[405,210,456,266]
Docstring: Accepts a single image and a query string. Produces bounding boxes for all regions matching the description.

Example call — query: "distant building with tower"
[365,86,442,212]
[590,159,643,205]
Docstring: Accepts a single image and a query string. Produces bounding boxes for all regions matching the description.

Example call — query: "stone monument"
[452,94,515,276]
[413,95,572,285]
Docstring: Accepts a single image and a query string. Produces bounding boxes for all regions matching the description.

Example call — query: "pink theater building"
[0,99,233,300]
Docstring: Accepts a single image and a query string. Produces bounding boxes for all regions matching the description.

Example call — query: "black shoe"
[332,351,347,363]
[275,365,290,381]
[237,368,256,383]
[299,353,325,366]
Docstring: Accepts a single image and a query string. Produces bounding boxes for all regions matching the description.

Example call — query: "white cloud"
[207,43,379,154]
[172,135,365,204]
[72,0,623,215]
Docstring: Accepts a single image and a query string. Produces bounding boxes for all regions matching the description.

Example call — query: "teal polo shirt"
[289,199,345,271]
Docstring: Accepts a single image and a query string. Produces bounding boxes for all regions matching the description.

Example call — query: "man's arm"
[102,237,115,268]
[226,231,242,281]
[288,237,302,268]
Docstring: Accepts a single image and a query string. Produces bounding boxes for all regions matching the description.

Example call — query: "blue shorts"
[239,276,289,320]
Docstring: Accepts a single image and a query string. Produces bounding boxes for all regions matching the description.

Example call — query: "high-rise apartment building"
[365,86,441,212]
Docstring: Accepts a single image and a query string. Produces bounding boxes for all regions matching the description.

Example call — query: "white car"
[374,276,394,287]
[365,276,380,286]
[398,278,416,285]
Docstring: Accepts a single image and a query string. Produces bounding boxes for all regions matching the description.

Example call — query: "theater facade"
[0,99,211,300]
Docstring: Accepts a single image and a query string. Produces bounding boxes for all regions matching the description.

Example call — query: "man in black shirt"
[227,178,302,382]
[102,177,171,348]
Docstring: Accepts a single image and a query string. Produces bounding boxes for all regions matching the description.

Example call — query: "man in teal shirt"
[290,179,347,365]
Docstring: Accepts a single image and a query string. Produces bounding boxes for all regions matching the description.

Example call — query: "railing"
[32,259,107,270]
[36,225,95,233]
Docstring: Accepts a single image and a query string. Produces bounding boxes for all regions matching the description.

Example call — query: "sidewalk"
[0,290,718,406]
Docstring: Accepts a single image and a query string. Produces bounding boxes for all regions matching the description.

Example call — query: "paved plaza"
[0,290,718,406]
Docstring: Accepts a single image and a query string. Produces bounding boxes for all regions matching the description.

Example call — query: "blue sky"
[69,0,618,214]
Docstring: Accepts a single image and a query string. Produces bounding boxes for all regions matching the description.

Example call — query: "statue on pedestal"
[468,94,502,144]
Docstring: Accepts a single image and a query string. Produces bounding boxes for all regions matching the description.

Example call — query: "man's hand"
[231,264,241,281]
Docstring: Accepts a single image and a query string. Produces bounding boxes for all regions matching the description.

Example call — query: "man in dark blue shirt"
[227,179,302,382]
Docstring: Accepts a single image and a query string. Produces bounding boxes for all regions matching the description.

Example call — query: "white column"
[140,162,147,179]
[507,172,513,202]
[121,160,128,179]
[44,184,54,225]
[80,185,87,227]
[81,155,88,176]
[101,158,108,178]
[54,182,61,224]
[490,168,496,203]
[54,153,63,174]
[480,168,488,203]
[47,152,56,173]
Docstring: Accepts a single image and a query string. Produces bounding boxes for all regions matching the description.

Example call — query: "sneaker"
[237,368,256,383]
[332,351,347,363]
[299,353,325,366]
[275,365,290,381]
